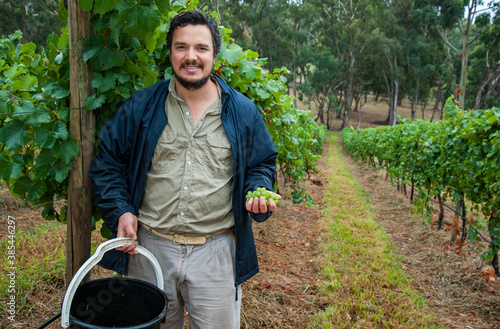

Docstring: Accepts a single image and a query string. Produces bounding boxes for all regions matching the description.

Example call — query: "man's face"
[169,24,216,90]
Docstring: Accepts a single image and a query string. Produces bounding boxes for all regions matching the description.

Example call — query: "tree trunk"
[355,94,362,129]
[392,79,399,125]
[484,71,500,109]
[451,197,464,244]
[430,78,443,122]
[336,90,343,119]
[421,101,426,120]
[293,65,297,108]
[437,194,444,230]
[382,70,392,124]
[341,57,355,129]
[458,8,473,108]
[21,3,30,43]
[489,211,500,276]
[326,105,331,130]
[316,100,325,125]
[475,62,500,110]
[412,79,419,120]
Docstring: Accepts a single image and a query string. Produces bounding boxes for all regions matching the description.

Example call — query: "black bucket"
[59,238,168,329]
[69,278,168,329]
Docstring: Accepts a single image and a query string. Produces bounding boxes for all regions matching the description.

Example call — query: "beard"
[173,60,214,90]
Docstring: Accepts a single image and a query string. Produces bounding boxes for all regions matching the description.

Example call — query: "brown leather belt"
[139,223,230,245]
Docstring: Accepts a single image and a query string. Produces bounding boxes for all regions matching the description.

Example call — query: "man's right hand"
[115,212,139,255]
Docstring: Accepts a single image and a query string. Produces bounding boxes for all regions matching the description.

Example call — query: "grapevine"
[0,0,325,226]
[341,96,500,274]
[246,187,281,206]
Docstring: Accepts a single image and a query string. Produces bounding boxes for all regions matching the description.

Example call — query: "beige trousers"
[127,226,241,329]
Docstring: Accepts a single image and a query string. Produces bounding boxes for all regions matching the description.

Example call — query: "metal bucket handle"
[61,237,164,328]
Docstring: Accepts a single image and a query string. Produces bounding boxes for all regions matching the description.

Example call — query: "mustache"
[181,60,202,68]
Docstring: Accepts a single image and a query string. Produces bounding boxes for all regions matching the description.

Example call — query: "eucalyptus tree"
[297,48,341,129]
[204,0,257,51]
[307,0,383,128]
[0,0,61,45]
[206,0,307,87]
[401,21,446,120]
[468,8,500,110]
[351,42,377,129]
[288,1,312,107]
[370,0,407,126]
[410,4,456,121]
[414,0,486,108]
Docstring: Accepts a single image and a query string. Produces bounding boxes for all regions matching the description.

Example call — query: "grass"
[0,222,66,315]
[309,132,446,329]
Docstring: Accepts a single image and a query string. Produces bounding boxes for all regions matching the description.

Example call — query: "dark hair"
[166,10,222,57]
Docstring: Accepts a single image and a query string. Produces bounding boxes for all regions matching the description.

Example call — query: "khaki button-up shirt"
[137,76,234,235]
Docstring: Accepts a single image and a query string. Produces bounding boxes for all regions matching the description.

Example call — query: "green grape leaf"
[34,149,54,178]
[0,98,10,114]
[52,121,69,140]
[0,120,27,151]
[42,81,70,99]
[34,126,56,148]
[123,56,142,76]
[219,43,243,65]
[57,28,69,49]
[12,74,37,91]
[115,2,160,39]
[94,0,122,15]
[51,138,79,164]
[27,111,52,127]
[50,160,72,183]
[42,207,57,221]
[238,60,260,81]
[99,48,125,70]
[0,153,23,181]
[100,221,113,239]
[4,65,24,80]
[115,70,131,84]
[85,93,107,111]
[11,100,34,120]
[92,71,116,93]
[13,176,47,203]
[83,35,104,62]
[79,0,95,11]
[155,0,171,15]
[19,42,36,55]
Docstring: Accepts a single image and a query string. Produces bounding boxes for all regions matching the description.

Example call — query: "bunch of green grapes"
[246,187,281,206]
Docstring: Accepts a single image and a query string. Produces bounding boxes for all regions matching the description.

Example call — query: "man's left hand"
[246,195,278,213]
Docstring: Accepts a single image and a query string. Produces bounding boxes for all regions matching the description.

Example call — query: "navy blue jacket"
[88,74,277,285]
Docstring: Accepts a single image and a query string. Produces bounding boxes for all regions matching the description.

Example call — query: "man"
[88,10,278,328]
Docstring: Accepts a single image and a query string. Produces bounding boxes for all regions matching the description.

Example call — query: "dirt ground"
[2,98,499,328]
[341,141,500,329]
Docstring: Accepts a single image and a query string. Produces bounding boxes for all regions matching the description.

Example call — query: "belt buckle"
[172,234,186,245]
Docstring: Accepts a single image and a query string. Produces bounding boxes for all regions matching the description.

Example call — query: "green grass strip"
[309,132,444,329]
[1,222,66,314]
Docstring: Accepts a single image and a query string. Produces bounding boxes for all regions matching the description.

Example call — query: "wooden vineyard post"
[66,0,94,285]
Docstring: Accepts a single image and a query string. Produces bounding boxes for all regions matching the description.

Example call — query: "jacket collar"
[164,73,231,115]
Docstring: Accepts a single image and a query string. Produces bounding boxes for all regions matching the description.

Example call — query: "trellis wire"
[1,199,64,218]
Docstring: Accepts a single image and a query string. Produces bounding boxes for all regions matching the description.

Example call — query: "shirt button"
[180,212,184,216]
[187,161,192,165]
[186,111,190,116]
[183,186,188,190]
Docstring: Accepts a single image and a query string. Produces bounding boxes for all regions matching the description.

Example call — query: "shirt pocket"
[151,129,179,173]
[204,132,233,177]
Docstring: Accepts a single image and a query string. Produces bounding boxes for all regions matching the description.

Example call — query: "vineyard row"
[341,97,500,274]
